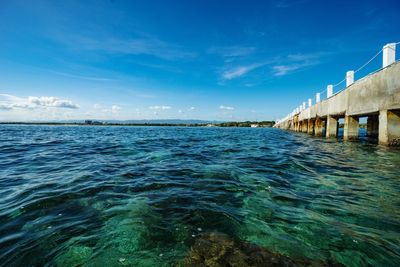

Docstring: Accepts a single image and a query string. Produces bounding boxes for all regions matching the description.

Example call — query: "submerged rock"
[180,232,343,267]
[55,245,93,267]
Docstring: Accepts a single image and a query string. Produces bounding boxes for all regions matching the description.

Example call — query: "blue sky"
[0,0,399,121]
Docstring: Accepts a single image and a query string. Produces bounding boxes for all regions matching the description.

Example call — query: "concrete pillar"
[315,117,323,137]
[316,93,320,103]
[307,119,314,135]
[346,70,354,87]
[308,98,312,108]
[367,115,379,137]
[379,110,400,146]
[344,115,359,141]
[327,85,333,98]
[302,120,308,133]
[383,43,396,68]
[326,116,338,138]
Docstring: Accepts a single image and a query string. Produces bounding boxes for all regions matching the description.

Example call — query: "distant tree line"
[0,120,276,128]
[215,121,275,127]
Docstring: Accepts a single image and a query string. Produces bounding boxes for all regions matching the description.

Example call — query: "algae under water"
[0,125,399,266]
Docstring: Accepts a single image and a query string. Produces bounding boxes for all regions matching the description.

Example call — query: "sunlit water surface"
[0,125,399,266]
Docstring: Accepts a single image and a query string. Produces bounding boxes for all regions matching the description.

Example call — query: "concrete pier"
[314,117,324,137]
[274,44,400,146]
[379,110,400,146]
[301,121,308,133]
[344,115,359,141]
[326,116,338,138]
[307,119,314,135]
[367,115,379,137]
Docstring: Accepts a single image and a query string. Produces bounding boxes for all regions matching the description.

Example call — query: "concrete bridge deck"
[274,43,400,146]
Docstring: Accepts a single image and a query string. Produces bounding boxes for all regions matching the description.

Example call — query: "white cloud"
[222,63,265,80]
[188,107,196,111]
[272,61,317,76]
[178,109,183,113]
[49,70,115,82]
[28,96,79,109]
[272,65,299,76]
[220,51,323,80]
[272,53,321,76]
[111,105,121,113]
[219,105,234,110]
[67,35,195,60]
[208,46,255,57]
[0,104,13,110]
[148,105,171,110]
[0,94,79,110]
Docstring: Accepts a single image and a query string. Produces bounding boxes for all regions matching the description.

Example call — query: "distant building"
[85,120,103,125]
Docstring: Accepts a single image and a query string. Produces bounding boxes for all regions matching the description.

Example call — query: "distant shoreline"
[0,121,276,128]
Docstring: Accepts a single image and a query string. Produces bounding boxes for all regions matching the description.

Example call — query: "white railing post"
[308,98,312,107]
[383,43,396,68]
[327,84,333,98]
[316,93,321,103]
[302,102,306,110]
[346,70,354,87]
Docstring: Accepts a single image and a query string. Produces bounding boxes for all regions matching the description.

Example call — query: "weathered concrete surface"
[343,115,359,140]
[379,110,400,146]
[326,116,338,138]
[307,119,314,135]
[275,61,400,145]
[315,117,324,136]
[302,120,308,133]
[303,62,399,120]
[367,115,379,137]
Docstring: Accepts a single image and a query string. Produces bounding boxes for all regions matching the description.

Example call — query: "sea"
[0,125,399,266]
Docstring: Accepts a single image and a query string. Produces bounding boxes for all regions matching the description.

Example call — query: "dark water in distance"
[0,125,400,266]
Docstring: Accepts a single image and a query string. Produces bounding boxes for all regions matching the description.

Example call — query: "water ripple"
[0,125,400,266]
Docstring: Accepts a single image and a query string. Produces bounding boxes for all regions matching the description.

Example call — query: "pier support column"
[344,115,359,140]
[367,115,379,137]
[326,116,338,138]
[302,120,308,133]
[379,110,400,146]
[314,117,323,137]
[307,119,314,135]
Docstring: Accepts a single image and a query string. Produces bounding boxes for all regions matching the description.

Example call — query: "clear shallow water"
[0,125,399,267]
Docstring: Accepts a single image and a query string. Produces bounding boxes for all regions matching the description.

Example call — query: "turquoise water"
[0,125,399,266]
